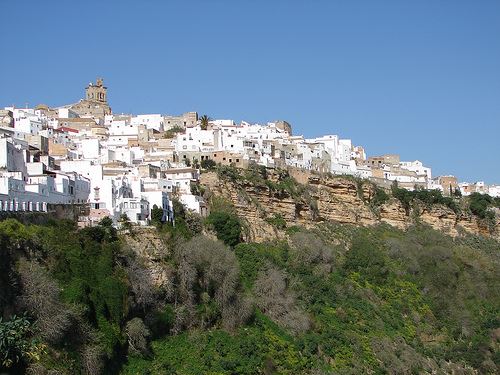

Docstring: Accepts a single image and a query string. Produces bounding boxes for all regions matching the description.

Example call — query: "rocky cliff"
[200,170,499,242]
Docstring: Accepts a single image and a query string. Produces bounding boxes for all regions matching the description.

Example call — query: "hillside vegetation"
[1,211,499,374]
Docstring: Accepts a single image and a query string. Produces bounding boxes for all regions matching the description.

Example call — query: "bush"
[174,236,250,330]
[125,318,150,356]
[391,182,460,214]
[164,126,184,139]
[206,211,242,247]
[468,192,495,220]
[216,165,241,182]
[151,204,164,227]
[371,187,389,207]
[0,314,41,369]
[265,214,287,230]
[344,234,388,283]
[200,159,216,170]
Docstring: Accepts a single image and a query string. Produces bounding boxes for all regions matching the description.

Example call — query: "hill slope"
[1,214,499,374]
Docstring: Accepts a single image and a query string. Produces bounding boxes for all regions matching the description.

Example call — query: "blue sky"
[1,0,499,183]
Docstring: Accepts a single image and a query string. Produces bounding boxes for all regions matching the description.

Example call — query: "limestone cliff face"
[200,171,499,242]
[122,227,173,288]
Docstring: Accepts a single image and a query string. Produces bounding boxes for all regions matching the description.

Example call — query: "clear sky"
[1,0,499,183]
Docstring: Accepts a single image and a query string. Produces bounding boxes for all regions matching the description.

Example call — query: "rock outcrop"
[200,171,499,242]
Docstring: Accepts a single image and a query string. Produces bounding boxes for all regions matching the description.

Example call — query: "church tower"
[85,78,107,103]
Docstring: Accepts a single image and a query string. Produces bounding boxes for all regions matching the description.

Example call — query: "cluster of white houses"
[1,78,498,226]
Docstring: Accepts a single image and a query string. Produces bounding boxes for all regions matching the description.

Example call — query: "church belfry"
[85,78,107,103]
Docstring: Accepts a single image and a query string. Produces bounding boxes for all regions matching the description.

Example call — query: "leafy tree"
[200,158,216,170]
[468,192,495,220]
[119,213,133,231]
[371,186,389,207]
[172,198,186,220]
[150,204,164,227]
[185,211,203,234]
[99,216,113,227]
[206,211,242,247]
[343,233,388,283]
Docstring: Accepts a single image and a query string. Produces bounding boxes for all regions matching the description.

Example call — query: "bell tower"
[85,78,107,103]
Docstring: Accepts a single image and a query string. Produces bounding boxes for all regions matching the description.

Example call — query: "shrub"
[175,236,250,330]
[151,204,164,227]
[371,187,389,207]
[468,192,495,219]
[0,314,41,369]
[265,214,287,230]
[164,126,184,139]
[206,211,241,247]
[253,266,310,334]
[216,165,241,182]
[125,318,150,356]
[200,159,216,170]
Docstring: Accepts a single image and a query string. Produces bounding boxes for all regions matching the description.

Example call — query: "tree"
[151,204,164,227]
[125,318,150,356]
[172,198,186,220]
[200,159,216,170]
[206,211,241,247]
[254,266,310,334]
[468,192,494,219]
[18,260,77,345]
[185,211,203,234]
[175,236,251,331]
[119,213,132,231]
[98,216,113,227]
[199,115,212,130]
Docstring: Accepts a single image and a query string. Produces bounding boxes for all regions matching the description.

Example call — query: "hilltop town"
[0,78,498,226]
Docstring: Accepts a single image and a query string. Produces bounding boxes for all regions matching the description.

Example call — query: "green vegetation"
[370,185,390,207]
[199,114,211,130]
[468,192,497,221]
[206,211,242,247]
[121,223,499,374]
[150,204,164,227]
[0,314,43,369]
[163,125,184,139]
[200,158,216,170]
[265,213,287,229]
[1,199,499,374]
[391,182,460,214]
